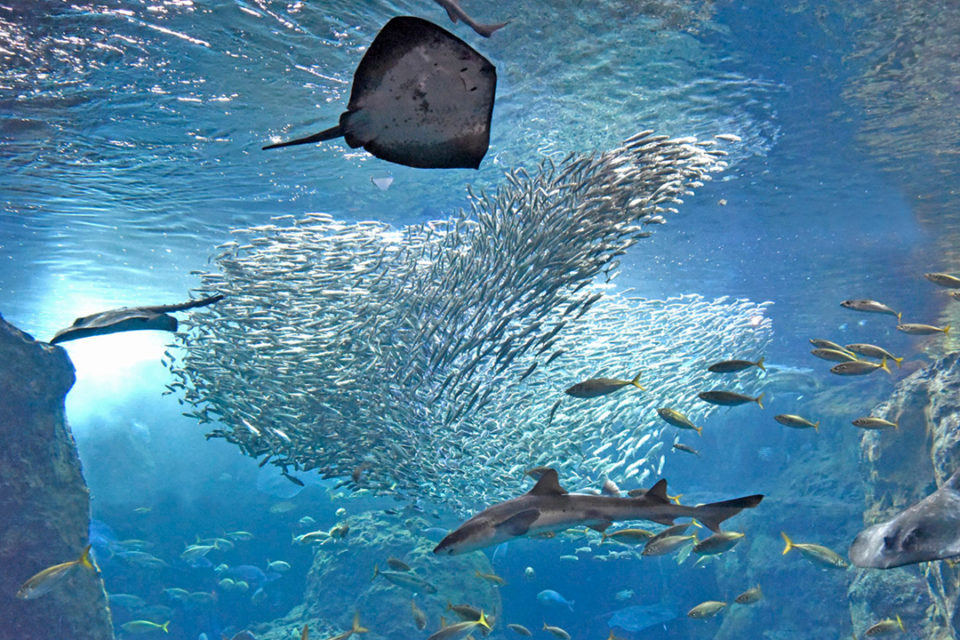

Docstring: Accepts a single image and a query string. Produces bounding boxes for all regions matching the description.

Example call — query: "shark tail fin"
[694,494,764,533]
[474,21,509,37]
[263,125,344,150]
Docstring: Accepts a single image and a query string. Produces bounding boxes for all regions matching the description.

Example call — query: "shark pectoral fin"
[651,516,675,526]
[696,494,764,532]
[527,469,567,496]
[646,479,669,503]
[587,521,613,533]
[496,509,540,536]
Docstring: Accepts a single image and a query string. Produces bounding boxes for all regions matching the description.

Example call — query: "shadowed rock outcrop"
[0,314,113,640]
[849,351,960,638]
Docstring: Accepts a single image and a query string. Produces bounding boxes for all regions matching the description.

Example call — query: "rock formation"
[0,314,114,640]
[850,351,960,638]
[254,512,502,640]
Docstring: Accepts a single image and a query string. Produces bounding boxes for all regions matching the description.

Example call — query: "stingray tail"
[262,125,344,150]
[693,494,764,532]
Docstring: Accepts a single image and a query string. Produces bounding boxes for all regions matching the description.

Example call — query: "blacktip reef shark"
[850,469,960,568]
[432,0,509,38]
[263,16,496,170]
[433,469,763,555]
[50,294,223,345]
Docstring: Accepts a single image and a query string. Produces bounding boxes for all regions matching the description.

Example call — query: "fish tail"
[756,357,765,371]
[371,564,379,581]
[755,393,764,409]
[162,621,170,633]
[692,494,764,533]
[781,531,794,555]
[478,611,491,630]
[880,357,891,375]
[897,311,902,322]
[630,371,644,391]
[475,21,510,37]
[600,532,608,543]
[694,425,703,436]
[944,325,951,335]
[568,601,575,612]
[896,615,904,631]
[894,356,904,368]
[352,612,368,634]
[813,421,820,432]
[893,421,900,430]
[79,544,94,571]
[262,125,344,151]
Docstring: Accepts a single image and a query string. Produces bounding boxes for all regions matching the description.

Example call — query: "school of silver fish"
[166,131,772,507]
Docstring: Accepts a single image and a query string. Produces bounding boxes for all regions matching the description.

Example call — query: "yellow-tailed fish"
[924,272,960,288]
[656,408,703,435]
[897,323,950,336]
[16,544,96,599]
[844,343,903,367]
[864,614,905,636]
[774,414,819,431]
[830,357,891,376]
[852,417,898,430]
[707,357,764,373]
[734,585,763,604]
[565,372,644,398]
[687,601,726,618]
[781,532,848,568]
[119,620,170,634]
[542,623,570,640]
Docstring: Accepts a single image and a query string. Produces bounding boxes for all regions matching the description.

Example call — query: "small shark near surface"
[432,0,509,37]
[850,469,960,568]
[433,469,763,555]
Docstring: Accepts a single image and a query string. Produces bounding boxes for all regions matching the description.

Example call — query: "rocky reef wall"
[849,351,960,639]
[255,512,502,640]
[0,314,113,640]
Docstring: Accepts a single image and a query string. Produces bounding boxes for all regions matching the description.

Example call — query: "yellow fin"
[352,612,368,634]
[477,611,491,631]
[756,357,765,371]
[630,371,644,391]
[78,544,94,571]
[755,393,764,409]
[781,531,793,555]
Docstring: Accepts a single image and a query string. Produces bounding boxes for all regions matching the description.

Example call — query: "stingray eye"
[883,534,897,550]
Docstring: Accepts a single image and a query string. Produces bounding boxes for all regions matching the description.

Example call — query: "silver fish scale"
[169,131,771,508]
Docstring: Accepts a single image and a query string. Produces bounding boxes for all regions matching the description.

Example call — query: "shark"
[850,469,960,568]
[432,0,509,38]
[433,469,763,555]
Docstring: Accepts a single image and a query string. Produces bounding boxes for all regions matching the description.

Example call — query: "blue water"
[3,1,959,639]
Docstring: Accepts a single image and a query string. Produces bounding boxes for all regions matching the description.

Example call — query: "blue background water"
[2,1,958,638]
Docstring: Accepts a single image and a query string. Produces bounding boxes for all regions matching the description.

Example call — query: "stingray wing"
[341,16,496,169]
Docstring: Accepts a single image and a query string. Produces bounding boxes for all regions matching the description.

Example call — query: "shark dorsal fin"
[646,479,669,503]
[528,469,567,496]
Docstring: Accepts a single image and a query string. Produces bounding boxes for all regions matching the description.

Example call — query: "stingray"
[262,16,497,169]
[49,294,223,345]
